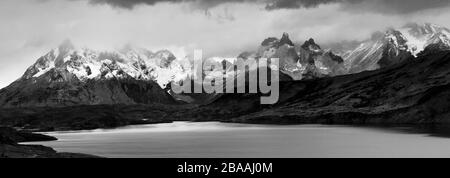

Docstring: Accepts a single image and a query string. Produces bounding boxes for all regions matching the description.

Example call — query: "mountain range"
[1,22,450,130]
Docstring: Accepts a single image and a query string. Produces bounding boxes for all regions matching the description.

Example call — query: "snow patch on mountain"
[397,23,450,56]
[343,23,450,73]
[398,28,428,56]
[22,42,190,88]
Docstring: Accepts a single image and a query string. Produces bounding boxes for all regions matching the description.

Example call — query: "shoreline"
[23,122,450,158]
[10,118,450,158]
[21,118,450,136]
[31,120,450,139]
[0,127,101,158]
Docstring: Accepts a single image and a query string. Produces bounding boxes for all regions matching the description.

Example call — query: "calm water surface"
[24,122,450,158]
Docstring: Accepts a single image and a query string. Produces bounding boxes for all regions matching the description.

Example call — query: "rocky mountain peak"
[397,22,450,55]
[344,22,450,74]
[14,40,191,90]
[260,32,295,47]
[384,29,408,49]
[301,38,321,51]
[324,50,344,63]
[279,32,295,47]
[153,50,177,68]
[261,37,279,47]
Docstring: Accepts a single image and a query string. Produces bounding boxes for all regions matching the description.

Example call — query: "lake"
[24,122,450,158]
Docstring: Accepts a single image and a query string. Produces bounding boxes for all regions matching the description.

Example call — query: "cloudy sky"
[1,0,450,88]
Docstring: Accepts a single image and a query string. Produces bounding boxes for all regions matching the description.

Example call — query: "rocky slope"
[168,48,450,124]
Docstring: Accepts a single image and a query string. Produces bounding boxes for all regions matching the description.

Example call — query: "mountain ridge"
[167,48,450,125]
[1,22,450,108]
[343,23,450,73]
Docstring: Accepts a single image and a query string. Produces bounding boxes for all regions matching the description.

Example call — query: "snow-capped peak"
[398,23,450,56]
[22,41,190,88]
[279,32,295,47]
[342,22,450,74]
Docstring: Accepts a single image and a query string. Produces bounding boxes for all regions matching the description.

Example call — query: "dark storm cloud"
[83,0,450,14]
[342,0,450,14]
[264,0,339,10]
[82,0,335,10]
[87,0,178,9]
[86,0,252,9]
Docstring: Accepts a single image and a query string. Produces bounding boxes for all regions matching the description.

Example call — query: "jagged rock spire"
[261,32,295,47]
[301,38,321,50]
[279,32,295,47]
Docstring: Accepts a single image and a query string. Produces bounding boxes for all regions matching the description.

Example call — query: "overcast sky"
[1,0,450,88]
